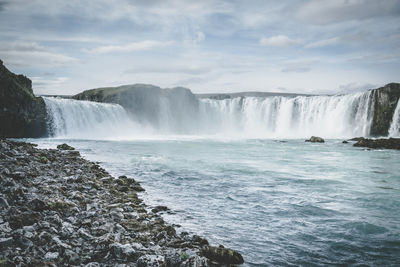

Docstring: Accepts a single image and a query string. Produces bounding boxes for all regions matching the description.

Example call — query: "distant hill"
[196,91,312,100]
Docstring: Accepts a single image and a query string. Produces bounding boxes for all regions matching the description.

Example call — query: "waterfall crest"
[44,91,377,139]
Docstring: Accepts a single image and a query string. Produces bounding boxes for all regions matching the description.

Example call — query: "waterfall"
[388,100,400,137]
[199,91,375,138]
[43,97,142,139]
[43,91,375,139]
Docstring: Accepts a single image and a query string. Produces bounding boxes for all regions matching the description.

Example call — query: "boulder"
[201,245,244,265]
[57,143,75,150]
[353,138,400,150]
[305,136,325,143]
[0,60,47,138]
[151,205,169,213]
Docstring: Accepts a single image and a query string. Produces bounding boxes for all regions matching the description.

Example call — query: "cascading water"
[199,91,375,138]
[43,97,142,139]
[44,91,376,139]
[388,99,400,137]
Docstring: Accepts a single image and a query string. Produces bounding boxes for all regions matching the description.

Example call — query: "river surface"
[29,137,400,266]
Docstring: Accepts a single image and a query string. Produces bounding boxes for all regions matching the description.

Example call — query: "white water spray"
[44,91,375,139]
[43,97,143,139]
[199,91,375,138]
[388,100,400,137]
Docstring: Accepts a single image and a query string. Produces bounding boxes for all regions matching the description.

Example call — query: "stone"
[0,196,9,208]
[201,245,244,265]
[151,205,169,213]
[9,211,42,229]
[137,255,165,267]
[110,242,139,260]
[305,136,325,143]
[353,138,400,150]
[57,143,75,150]
[44,251,59,261]
[28,198,48,212]
[0,237,14,249]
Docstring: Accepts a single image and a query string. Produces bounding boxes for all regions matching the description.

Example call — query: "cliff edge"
[369,83,400,136]
[0,60,47,138]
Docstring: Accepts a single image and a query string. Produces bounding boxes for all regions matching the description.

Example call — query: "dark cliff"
[369,83,400,136]
[0,60,47,138]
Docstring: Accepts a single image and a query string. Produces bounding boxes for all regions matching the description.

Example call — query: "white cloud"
[0,41,78,67]
[281,59,318,73]
[196,31,205,43]
[87,40,175,54]
[295,0,400,25]
[31,76,70,95]
[306,37,341,48]
[259,35,303,48]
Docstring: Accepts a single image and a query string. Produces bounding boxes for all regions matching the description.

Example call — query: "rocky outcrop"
[73,84,200,132]
[353,138,400,150]
[305,136,325,143]
[369,83,400,136]
[0,139,244,266]
[0,60,47,138]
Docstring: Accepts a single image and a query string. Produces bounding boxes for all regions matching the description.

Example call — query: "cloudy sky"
[0,0,399,95]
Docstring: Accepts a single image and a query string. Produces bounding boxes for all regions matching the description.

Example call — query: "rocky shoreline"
[0,139,243,266]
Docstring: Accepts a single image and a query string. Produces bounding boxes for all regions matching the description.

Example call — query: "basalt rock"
[201,245,244,265]
[369,83,400,136]
[353,138,400,150]
[0,60,47,138]
[57,143,75,150]
[305,136,325,143]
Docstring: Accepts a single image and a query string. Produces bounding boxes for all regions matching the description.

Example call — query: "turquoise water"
[31,138,400,266]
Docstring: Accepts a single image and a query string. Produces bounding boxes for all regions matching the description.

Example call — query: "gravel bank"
[0,139,243,266]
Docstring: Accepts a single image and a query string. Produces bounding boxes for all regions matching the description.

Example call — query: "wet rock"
[342,140,349,144]
[305,136,325,143]
[44,251,59,261]
[28,198,48,212]
[8,211,42,229]
[201,245,244,265]
[137,255,165,267]
[152,205,169,213]
[0,237,13,249]
[63,249,79,264]
[10,171,26,180]
[110,242,139,260]
[353,138,400,150]
[0,196,9,208]
[57,143,75,150]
